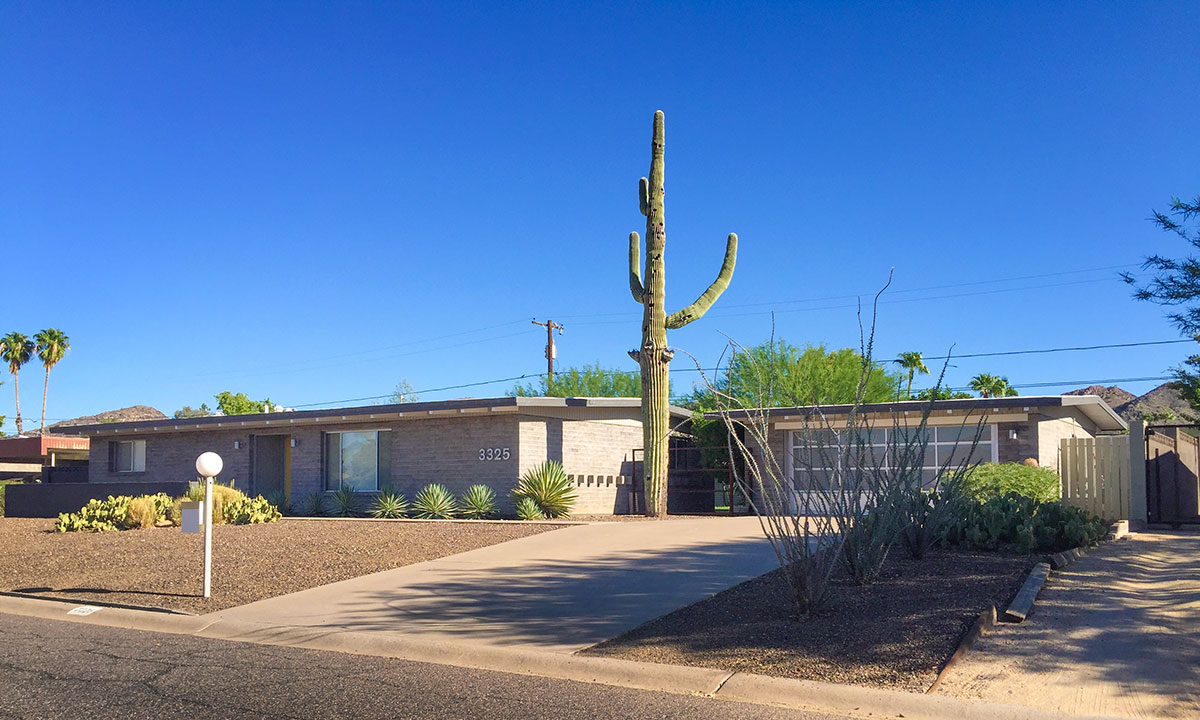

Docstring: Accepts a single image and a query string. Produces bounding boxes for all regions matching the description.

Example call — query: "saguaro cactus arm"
[665,233,738,329]
[639,177,650,216]
[629,232,644,303]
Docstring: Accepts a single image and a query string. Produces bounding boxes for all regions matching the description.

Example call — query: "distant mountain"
[1066,383,1190,424]
[48,405,167,432]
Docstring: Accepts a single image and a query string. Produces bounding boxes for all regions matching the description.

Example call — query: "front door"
[252,435,288,497]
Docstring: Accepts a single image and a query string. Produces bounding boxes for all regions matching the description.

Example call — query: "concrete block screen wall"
[73,397,684,515]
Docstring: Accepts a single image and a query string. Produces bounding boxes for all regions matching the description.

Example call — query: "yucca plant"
[331,486,360,517]
[371,489,408,519]
[413,483,458,519]
[512,460,577,518]
[514,496,544,521]
[304,492,326,517]
[264,491,292,516]
[459,484,498,519]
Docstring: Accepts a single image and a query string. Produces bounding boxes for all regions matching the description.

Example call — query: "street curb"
[0,594,1128,720]
[0,590,196,616]
[926,604,996,694]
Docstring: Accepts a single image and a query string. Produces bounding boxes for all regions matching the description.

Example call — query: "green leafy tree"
[33,329,69,435]
[685,341,904,410]
[509,363,641,397]
[214,391,273,416]
[893,351,930,399]
[389,380,420,404]
[174,403,212,419]
[915,386,973,400]
[1,332,34,434]
[1123,195,1200,413]
[969,373,1018,398]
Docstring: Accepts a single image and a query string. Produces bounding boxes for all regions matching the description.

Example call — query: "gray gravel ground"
[586,549,1033,692]
[0,518,557,613]
[0,613,851,720]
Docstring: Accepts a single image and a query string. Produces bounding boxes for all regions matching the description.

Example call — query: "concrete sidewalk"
[211,516,779,653]
[936,532,1200,719]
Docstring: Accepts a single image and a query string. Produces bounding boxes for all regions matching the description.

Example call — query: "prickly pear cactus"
[628,111,737,517]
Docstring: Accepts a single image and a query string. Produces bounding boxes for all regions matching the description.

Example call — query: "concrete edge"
[0,590,196,616]
[1004,562,1050,622]
[0,594,1130,720]
[926,604,996,694]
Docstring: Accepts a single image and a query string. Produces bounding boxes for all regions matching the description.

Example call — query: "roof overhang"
[63,396,688,437]
[706,395,1128,432]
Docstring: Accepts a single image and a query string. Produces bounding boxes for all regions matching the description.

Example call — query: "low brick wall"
[4,481,190,518]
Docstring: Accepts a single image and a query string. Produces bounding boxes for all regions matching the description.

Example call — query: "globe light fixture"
[196,451,223,478]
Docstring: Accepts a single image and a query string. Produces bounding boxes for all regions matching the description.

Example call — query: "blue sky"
[2,1,1198,430]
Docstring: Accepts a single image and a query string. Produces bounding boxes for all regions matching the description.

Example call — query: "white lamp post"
[195,451,223,599]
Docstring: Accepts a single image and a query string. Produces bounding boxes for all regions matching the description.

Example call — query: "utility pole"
[531,319,564,379]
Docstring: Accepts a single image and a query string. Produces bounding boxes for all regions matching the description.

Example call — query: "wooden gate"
[1059,435,1130,521]
[1145,426,1200,525]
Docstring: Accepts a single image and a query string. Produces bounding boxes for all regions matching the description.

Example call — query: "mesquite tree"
[627,111,737,516]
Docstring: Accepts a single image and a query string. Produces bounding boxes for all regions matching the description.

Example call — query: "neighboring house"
[62,397,692,515]
[0,435,90,483]
[712,395,1128,490]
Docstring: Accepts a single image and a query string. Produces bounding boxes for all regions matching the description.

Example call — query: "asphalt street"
[0,613,849,720]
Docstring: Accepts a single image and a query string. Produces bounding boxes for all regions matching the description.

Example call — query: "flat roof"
[63,396,692,436]
[707,395,1128,432]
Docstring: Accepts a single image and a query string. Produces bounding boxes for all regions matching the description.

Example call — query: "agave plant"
[413,483,458,519]
[459,484,498,519]
[370,489,408,519]
[512,460,577,519]
[304,492,326,517]
[331,486,360,517]
[264,491,292,516]
[514,496,544,521]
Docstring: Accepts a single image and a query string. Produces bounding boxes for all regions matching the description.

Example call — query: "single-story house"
[0,434,90,483]
[63,396,692,515]
[711,394,1128,488]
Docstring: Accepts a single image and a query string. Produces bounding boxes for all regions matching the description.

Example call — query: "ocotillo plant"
[628,110,737,516]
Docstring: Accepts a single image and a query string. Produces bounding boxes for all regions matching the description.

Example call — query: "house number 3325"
[479,447,510,461]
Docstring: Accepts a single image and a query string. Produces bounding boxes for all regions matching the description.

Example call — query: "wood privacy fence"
[1059,436,1131,521]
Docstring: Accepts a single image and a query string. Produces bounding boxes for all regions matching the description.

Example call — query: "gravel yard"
[584,549,1034,692]
[0,518,558,614]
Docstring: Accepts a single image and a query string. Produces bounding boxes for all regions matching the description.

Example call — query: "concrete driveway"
[212,516,778,654]
[935,531,1200,719]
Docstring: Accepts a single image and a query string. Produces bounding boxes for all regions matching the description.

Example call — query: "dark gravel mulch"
[584,548,1034,692]
[0,518,557,614]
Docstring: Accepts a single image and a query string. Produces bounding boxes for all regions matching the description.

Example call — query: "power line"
[920,338,1193,361]
[291,371,544,408]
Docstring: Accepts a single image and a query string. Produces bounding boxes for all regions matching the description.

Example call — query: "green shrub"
[460,484,498,519]
[945,493,1107,553]
[413,483,458,519]
[370,489,408,518]
[331,486,361,517]
[961,463,1061,503]
[224,495,282,525]
[515,496,544,521]
[512,460,576,519]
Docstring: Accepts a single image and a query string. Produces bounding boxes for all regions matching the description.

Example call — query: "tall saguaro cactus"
[628,111,737,517]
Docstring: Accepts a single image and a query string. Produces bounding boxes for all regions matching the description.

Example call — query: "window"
[111,440,146,473]
[790,424,995,488]
[324,430,392,491]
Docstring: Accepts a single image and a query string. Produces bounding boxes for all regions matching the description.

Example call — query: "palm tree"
[893,351,930,399]
[0,332,34,434]
[34,329,70,435]
[970,373,1019,398]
